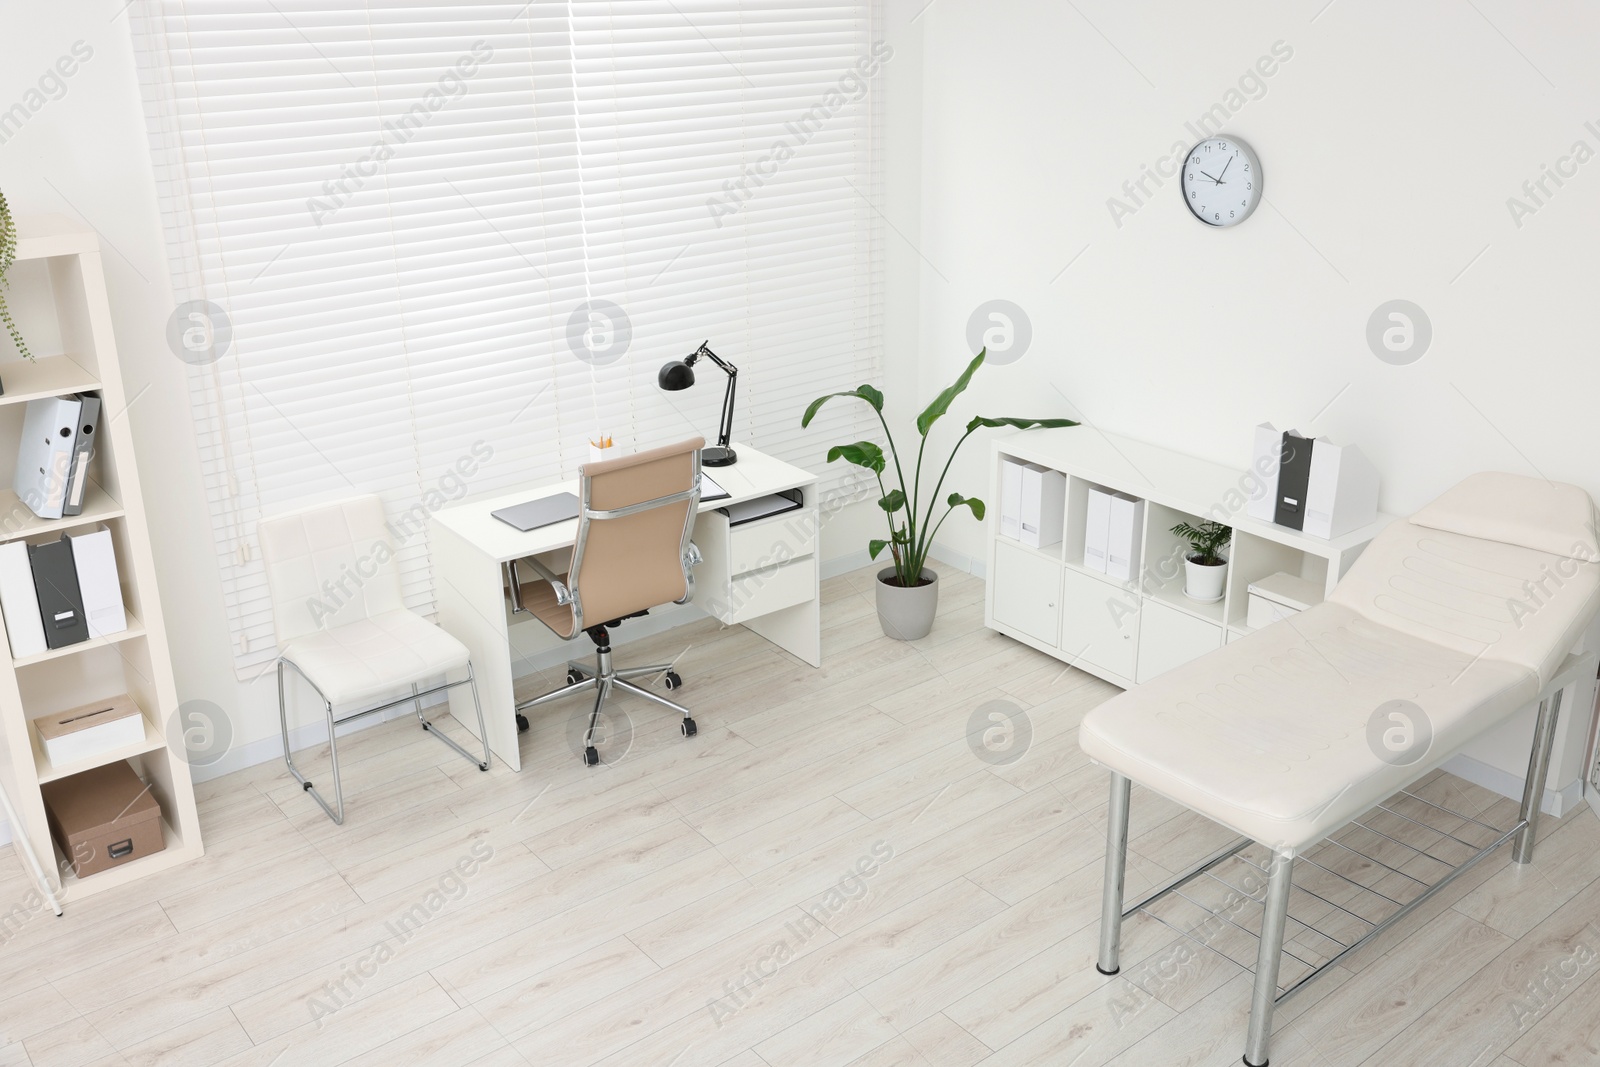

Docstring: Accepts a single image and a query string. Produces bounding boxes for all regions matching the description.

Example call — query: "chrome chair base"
[514,631,694,765]
[277,659,491,825]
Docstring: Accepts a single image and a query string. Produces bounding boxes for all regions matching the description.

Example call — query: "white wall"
[911,0,1600,557]
[906,0,1600,802]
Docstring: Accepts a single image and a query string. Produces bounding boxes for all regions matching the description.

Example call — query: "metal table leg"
[1244,850,1295,1066]
[1097,771,1132,975]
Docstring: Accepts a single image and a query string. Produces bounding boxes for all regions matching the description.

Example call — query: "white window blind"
[132,1,885,678]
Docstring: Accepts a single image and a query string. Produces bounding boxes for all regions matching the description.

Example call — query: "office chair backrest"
[258,495,404,645]
[569,437,703,628]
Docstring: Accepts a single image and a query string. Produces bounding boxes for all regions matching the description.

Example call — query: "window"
[133,1,885,677]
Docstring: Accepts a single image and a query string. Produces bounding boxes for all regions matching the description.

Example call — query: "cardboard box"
[41,761,165,879]
[34,695,144,768]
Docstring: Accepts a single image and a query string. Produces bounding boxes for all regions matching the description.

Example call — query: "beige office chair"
[259,495,490,824]
[509,437,704,765]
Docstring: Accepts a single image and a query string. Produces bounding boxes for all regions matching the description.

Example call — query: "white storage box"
[1020,465,1066,550]
[34,695,145,768]
[1245,572,1323,630]
[1105,494,1144,581]
[1084,486,1113,571]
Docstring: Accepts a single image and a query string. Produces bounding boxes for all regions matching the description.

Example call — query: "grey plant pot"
[875,566,939,641]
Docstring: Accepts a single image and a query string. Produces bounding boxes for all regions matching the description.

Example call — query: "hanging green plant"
[0,190,31,361]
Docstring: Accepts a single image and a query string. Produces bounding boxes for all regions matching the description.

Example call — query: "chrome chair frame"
[508,452,703,759]
[277,657,490,826]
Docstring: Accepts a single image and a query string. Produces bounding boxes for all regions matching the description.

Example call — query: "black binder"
[1274,431,1315,531]
[29,536,88,649]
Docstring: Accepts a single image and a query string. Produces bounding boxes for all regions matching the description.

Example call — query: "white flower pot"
[1183,556,1228,603]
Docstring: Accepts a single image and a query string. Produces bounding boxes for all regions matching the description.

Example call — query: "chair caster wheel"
[681,717,697,737]
[303,781,314,791]
[567,668,585,685]
[664,671,683,690]
[584,746,600,766]
[516,713,529,733]
[422,722,431,731]
[478,762,489,772]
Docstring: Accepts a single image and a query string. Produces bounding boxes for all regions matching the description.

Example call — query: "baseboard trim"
[822,547,875,579]
[1441,751,1583,817]
[928,542,986,581]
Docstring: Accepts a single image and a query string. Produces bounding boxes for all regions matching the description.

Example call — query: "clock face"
[1180,137,1262,227]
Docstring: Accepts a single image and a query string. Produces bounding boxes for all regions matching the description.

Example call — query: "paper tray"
[718,488,804,527]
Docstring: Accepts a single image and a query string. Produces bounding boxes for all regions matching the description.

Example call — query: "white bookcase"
[984,428,1395,689]
[0,215,203,900]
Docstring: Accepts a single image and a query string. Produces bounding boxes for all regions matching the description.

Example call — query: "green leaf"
[868,538,889,560]
[878,489,906,513]
[915,349,987,437]
[965,415,1080,433]
[802,385,884,427]
[825,441,886,474]
[947,493,985,521]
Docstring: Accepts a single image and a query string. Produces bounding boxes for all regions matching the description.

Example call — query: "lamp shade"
[657,360,695,391]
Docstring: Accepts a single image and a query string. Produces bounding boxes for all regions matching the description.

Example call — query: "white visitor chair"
[259,495,489,824]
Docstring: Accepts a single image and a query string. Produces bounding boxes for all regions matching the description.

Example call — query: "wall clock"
[1180,137,1262,227]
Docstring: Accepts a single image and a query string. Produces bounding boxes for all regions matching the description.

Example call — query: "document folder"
[29,535,89,649]
[62,393,101,518]
[15,396,83,520]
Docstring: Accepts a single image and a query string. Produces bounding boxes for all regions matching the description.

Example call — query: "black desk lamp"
[657,340,738,466]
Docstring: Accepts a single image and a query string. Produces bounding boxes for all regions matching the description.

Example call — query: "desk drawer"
[722,557,816,624]
[726,509,817,576]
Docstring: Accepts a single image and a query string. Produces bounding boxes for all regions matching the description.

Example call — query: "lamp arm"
[695,343,738,449]
[716,365,737,449]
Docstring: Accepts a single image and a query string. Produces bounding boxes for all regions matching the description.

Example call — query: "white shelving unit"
[984,428,1395,689]
[0,215,203,902]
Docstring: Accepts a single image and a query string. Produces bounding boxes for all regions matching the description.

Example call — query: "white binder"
[1084,487,1113,572]
[1304,439,1380,540]
[68,525,128,639]
[0,540,47,658]
[15,396,83,521]
[1106,494,1145,582]
[1247,421,1281,524]
[62,393,100,517]
[1020,465,1065,549]
[999,458,1024,540]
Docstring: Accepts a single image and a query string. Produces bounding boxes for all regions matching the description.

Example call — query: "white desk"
[430,444,822,770]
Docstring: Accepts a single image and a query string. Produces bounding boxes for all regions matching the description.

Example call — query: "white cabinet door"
[1137,599,1224,683]
[992,542,1062,647]
[1059,567,1138,681]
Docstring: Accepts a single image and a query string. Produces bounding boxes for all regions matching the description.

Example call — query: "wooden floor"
[4,564,1600,1067]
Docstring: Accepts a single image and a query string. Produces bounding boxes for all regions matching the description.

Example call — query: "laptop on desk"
[491,493,580,532]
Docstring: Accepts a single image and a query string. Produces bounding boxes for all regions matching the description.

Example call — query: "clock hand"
[1200,169,1221,184]
[1217,156,1234,182]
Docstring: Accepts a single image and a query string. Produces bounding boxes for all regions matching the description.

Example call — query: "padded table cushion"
[1079,473,1600,852]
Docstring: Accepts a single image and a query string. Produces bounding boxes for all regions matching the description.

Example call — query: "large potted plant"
[0,190,31,386]
[1170,520,1231,602]
[803,349,1076,640]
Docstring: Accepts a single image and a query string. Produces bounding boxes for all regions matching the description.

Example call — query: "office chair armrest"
[510,556,572,608]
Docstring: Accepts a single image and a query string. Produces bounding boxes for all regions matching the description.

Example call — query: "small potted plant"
[1171,520,1231,602]
[803,348,1076,640]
